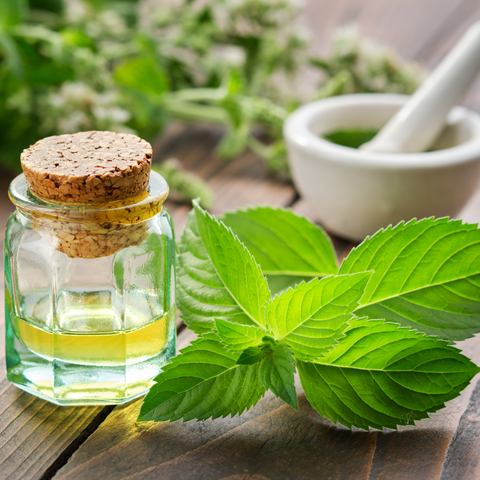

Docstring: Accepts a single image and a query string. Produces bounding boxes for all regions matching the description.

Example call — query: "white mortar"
[284,94,480,241]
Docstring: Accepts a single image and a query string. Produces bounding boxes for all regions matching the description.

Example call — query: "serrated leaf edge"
[193,200,271,329]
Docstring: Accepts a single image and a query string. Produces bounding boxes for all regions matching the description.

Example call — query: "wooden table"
[3,1,480,478]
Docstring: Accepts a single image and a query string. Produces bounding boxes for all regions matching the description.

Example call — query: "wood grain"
[440,378,480,480]
[0,277,106,480]
[0,389,104,480]
[53,393,289,480]
[154,125,296,213]
[120,395,377,480]
[53,325,378,480]
[1,274,108,480]
[0,123,295,480]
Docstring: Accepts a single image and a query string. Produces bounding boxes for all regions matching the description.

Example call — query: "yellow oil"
[14,312,168,366]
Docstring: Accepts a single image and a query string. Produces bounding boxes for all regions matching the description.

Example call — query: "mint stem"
[163,99,228,123]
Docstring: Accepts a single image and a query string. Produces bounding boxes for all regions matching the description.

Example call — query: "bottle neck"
[9,171,169,225]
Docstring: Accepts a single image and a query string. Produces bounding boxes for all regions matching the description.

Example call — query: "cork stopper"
[20,131,152,204]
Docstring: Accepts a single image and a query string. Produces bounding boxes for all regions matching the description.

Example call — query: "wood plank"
[0,391,104,480]
[53,2,480,479]
[300,0,465,99]
[291,186,480,261]
[0,299,195,480]
[154,124,296,238]
[412,0,480,111]
[302,0,465,63]
[440,378,480,480]
[353,0,463,61]
[457,188,480,225]
[119,395,377,480]
[414,0,480,66]
[0,137,197,479]
[53,393,287,480]
[49,128,297,479]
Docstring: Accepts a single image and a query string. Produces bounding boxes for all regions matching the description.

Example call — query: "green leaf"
[237,346,265,365]
[215,318,266,352]
[138,333,265,422]
[177,202,271,333]
[0,0,26,29]
[258,344,298,409]
[298,317,480,431]
[266,273,371,360]
[222,207,338,294]
[339,218,480,342]
[114,57,169,98]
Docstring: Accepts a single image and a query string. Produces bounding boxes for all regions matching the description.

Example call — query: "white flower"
[98,11,129,37]
[109,107,131,123]
[59,82,95,103]
[64,0,89,24]
[40,80,131,135]
[211,45,246,67]
[48,93,65,108]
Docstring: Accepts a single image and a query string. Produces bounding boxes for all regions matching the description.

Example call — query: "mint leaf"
[339,218,480,342]
[266,273,371,360]
[138,333,265,422]
[215,318,266,351]
[177,202,270,333]
[298,317,480,430]
[258,344,298,409]
[222,207,338,294]
[237,346,265,365]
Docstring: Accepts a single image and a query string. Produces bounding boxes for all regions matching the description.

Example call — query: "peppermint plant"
[138,203,480,430]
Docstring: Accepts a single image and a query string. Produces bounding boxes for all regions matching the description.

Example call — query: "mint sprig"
[140,205,480,430]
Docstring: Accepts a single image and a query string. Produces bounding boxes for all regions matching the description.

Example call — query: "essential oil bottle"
[5,131,176,405]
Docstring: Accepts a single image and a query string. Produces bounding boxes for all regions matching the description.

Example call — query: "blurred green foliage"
[0,0,303,171]
[311,25,425,99]
[0,0,426,204]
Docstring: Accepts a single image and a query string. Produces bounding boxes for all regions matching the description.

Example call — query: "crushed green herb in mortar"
[322,128,378,149]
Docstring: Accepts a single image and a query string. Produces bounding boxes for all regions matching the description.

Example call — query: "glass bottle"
[5,170,176,405]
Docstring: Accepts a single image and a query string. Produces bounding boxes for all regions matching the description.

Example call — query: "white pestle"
[360,21,480,154]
